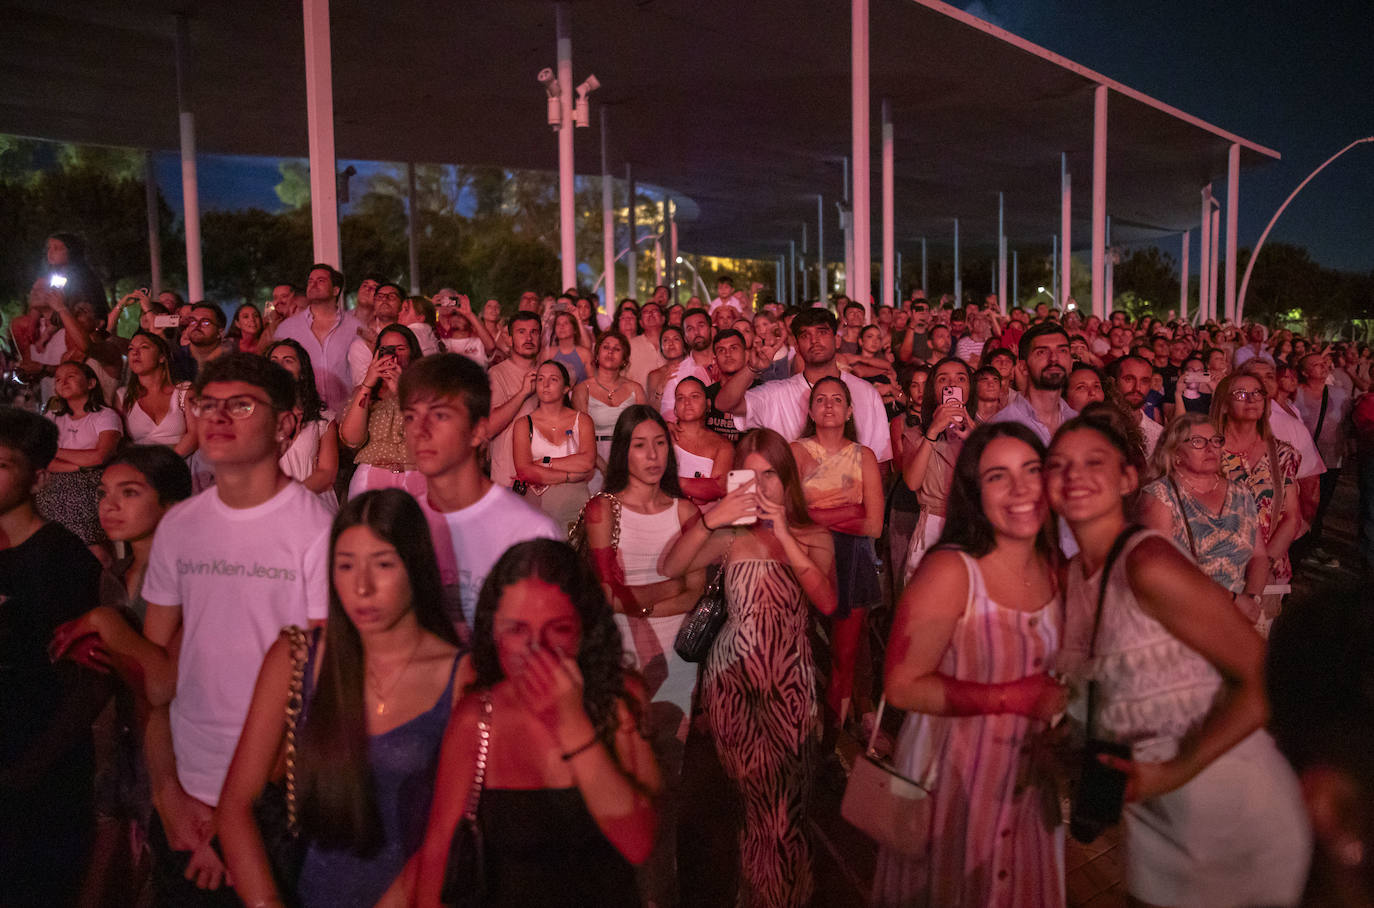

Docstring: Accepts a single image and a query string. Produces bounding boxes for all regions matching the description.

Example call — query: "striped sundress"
[873,552,1064,908]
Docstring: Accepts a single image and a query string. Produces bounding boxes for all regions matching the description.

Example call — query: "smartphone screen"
[724,470,757,526]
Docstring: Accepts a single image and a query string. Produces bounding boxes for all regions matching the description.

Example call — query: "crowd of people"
[3,232,1373,908]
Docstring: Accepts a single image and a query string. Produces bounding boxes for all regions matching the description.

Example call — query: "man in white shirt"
[400,354,561,632]
[272,264,365,413]
[715,308,893,462]
[1107,354,1164,458]
[1233,324,1274,368]
[988,322,1078,445]
[139,354,333,902]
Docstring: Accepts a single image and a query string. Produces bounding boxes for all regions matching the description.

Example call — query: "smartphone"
[725,470,758,526]
[942,385,965,423]
[378,345,398,358]
[152,315,180,329]
[49,274,67,289]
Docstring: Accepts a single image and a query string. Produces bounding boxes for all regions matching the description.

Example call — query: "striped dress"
[873,552,1064,908]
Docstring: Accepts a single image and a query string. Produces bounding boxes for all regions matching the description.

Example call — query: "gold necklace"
[366,633,424,716]
[1179,471,1221,496]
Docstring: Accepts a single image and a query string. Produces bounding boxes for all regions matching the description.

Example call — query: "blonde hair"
[1150,412,1222,481]
[1210,369,1273,443]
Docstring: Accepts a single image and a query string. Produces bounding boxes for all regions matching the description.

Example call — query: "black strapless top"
[475,787,639,907]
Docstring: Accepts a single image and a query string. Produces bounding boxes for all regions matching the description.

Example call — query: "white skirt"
[613,612,695,746]
[1124,729,1311,907]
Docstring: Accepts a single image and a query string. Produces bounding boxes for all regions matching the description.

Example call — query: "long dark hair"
[800,375,858,441]
[935,422,1052,558]
[49,361,106,415]
[265,338,326,424]
[227,302,263,341]
[297,489,459,855]
[106,445,192,505]
[120,330,175,415]
[470,539,643,752]
[921,355,974,429]
[736,428,814,527]
[602,405,684,498]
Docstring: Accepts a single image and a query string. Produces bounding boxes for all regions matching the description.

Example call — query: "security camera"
[573,74,599,128]
[537,67,559,97]
[576,75,600,97]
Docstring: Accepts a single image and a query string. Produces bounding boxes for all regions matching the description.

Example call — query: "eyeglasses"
[187,317,219,328]
[374,290,403,301]
[1185,435,1226,450]
[189,394,268,419]
[1230,389,1267,402]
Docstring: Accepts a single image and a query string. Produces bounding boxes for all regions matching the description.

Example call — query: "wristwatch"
[542,456,552,465]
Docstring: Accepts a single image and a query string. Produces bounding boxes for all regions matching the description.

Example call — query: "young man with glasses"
[170,303,232,383]
[136,354,333,904]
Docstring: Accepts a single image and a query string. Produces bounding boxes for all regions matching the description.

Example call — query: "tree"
[1111,247,1179,314]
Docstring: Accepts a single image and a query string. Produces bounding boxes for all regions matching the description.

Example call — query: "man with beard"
[1107,354,1164,458]
[170,303,232,382]
[713,308,892,461]
[484,311,542,488]
[271,264,365,413]
[987,322,1076,444]
[347,282,404,388]
[924,322,953,367]
[659,307,717,419]
[625,300,667,390]
[703,329,751,442]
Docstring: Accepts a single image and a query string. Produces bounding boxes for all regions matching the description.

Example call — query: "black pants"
[1295,467,1342,561]
[148,814,242,908]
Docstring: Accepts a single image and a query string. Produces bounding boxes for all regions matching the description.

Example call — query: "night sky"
[151,0,1372,275]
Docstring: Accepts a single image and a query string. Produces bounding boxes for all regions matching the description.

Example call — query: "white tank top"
[673,443,715,480]
[528,415,579,460]
[616,500,682,586]
[117,385,189,447]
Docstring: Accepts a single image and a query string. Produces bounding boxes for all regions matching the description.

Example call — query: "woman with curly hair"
[415,539,659,906]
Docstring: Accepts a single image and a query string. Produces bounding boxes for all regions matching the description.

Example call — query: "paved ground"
[677,475,1364,906]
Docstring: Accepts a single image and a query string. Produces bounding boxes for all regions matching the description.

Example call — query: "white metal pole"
[896,251,903,301]
[406,162,420,293]
[1060,152,1072,311]
[851,0,871,316]
[817,194,825,303]
[997,191,1007,311]
[144,151,163,298]
[656,199,666,287]
[1090,85,1108,319]
[1051,233,1058,305]
[789,240,797,307]
[842,158,853,297]
[301,0,340,270]
[880,97,894,313]
[1209,205,1221,322]
[1180,230,1190,321]
[668,198,678,304]
[626,164,636,302]
[1224,142,1240,323]
[953,218,961,304]
[802,223,809,301]
[556,2,576,291]
[1203,184,1214,322]
[1012,249,1018,308]
[776,256,785,304]
[174,16,204,300]
[1105,215,1113,313]
[600,108,615,314]
[920,237,928,295]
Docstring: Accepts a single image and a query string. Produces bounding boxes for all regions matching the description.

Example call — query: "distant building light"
[1037,286,1046,293]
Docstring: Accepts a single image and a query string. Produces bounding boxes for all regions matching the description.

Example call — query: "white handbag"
[839,696,937,855]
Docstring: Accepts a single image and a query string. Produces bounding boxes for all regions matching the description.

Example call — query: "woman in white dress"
[266,339,340,512]
[1047,408,1310,908]
[573,331,645,490]
[114,330,194,455]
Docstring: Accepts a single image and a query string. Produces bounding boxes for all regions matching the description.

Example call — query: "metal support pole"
[144,151,162,298]
[850,0,871,314]
[801,223,809,301]
[668,198,678,304]
[1224,142,1240,322]
[953,218,961,304]
[1209,205,1221,322]
[921,237,927,295]
[406,162,420,293]
[1060,152,1072,311]
[1090,85,1108,319]
[301,0,340,270]
[997,191,1007,311]
[174,16,204,299]
[776,256,785,304]
[555,2,576,291]
[1105,215,1114,313]
[656,199,666,287]
[1012,249,1018,308]
[880,97,894,312]
[1199,185,1213,322]
[626,164,636,301]
[1051,234,1058,305]
[600,108,615,314]
[817,194,825,303]
[896,251,903,301]
[789,240,797,306]
[1180,230,1190,320]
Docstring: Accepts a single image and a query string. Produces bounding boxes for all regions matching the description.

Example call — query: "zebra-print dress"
[702,557,817,907]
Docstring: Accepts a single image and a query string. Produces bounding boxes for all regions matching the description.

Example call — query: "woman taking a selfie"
[664,428,836,907]
[217,490,461,908]
[415,539,659,907]
[1047,409,1308,908]
[339,325,425,500]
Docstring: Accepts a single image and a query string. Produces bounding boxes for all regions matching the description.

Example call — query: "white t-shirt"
[31,326,67,402]
[659,358,713,421]
[955,335,986,364]
[141,481,333,806]
[742,371,894,462]
[1136,410,1164,460]
[1270,400,1327,478]
[419,485,562,629]
[49,406,123,450]
[408,322,440,356]
[444,336,488,368]
[348,336,374,391]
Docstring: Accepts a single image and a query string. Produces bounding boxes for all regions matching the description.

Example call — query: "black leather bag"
[251,625,311,905]
[673,538,735,663]
[441,693,493,907]
[1069,527,1140,844]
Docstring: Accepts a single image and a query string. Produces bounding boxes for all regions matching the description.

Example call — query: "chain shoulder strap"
[281,625,309,833]
[462,692,494,822]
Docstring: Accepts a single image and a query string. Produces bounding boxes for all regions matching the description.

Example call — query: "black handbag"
[441,692,493,907]
[1069,526,1141,844]
[251,625,312,905]
[673,538,735,663]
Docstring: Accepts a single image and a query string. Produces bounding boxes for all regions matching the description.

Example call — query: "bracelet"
[701,515,718,532]
[924,431,938,442]
[561,734,602,761]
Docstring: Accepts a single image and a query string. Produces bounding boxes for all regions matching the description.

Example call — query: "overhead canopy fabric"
[3,0,1278,258]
